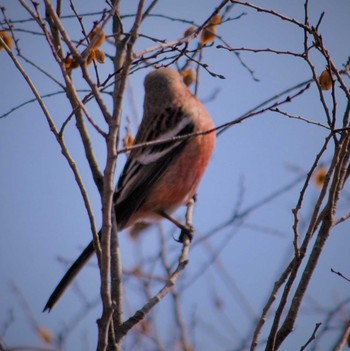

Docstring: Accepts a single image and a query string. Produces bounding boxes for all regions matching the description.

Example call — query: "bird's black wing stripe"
[114,121,195,228]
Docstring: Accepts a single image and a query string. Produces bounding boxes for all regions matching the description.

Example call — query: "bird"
[43,67,216,312]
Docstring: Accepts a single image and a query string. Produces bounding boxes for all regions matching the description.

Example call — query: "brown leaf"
[318,69,332,90]
[200,15,221,45]
[184,26,196,37]
[87,51,95,66]
[314,166,327,188]
[38,326,54,344]
[0,31,13,51]
[64,56,79,72]
[93,48,105,64]
[123,134,135,149]
[89,25,105,48]
[181,69,196,86]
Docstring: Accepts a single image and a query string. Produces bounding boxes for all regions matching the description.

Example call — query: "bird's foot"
[177,224,194,243]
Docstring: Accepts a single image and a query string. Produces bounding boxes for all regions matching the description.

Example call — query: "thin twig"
[274,132,350,349]
[300,322,322,351]
[0,30,99,262]
[330,268,350,283]
[331,321,350,351]
[118,241,191,337]
[114,82,311,157]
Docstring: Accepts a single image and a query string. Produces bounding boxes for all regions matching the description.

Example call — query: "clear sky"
[1,0,350,350]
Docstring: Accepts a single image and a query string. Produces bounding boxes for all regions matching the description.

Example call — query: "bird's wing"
[114,106,195,228]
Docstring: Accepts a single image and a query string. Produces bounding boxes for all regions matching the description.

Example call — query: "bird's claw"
[176,224,194,243]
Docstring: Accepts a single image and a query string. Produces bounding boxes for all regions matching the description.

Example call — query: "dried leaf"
[0,31,13,51]
[314,166,327,188]
[93,48,105,64]
[181,69,196,86]
[89,25,105,48]
[184,26,196,37]
[123,134,135,149]
[87,50,95,66]
[200,15,221,45]
[38,326,54,344]
[318,69,332,90]
[64,56,79,72]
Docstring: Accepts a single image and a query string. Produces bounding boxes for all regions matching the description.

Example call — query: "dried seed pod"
[318,69,332,90]
[184,26,196,37]
[123,134,135,149]
[89,25,105,48]
[181,69,196,86]
[200,15,221,45]
[314,166,327,188]
[93,48,105,64]
[87,50,95,66]
[38,326,54,344]
[64,56,79,72]
[0,31,13,50]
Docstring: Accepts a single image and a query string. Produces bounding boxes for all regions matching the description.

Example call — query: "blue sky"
[1,0,350,350]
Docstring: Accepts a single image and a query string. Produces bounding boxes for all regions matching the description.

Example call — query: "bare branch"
[119,241,190,338]
[330,268,350,284]
[331,321,350,351]
[300,322,322,351]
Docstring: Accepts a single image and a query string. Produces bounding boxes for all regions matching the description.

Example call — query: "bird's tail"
[43,238,96,312]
